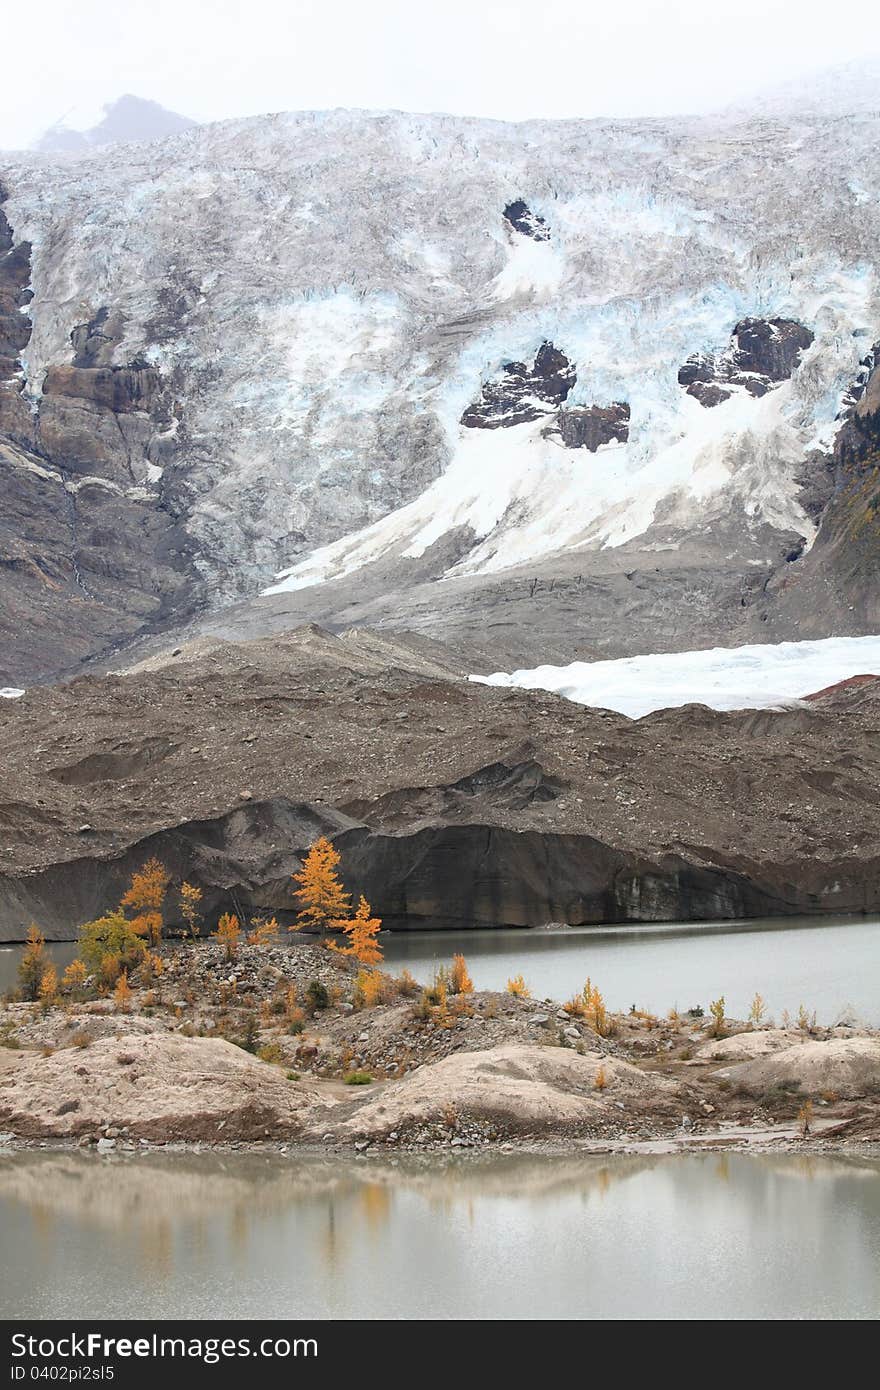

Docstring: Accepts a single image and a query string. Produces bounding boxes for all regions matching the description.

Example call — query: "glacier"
[473,634,880,718]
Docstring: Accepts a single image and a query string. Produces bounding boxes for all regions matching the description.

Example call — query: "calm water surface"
[1,1150,878,1320]
[383,915,880,1025]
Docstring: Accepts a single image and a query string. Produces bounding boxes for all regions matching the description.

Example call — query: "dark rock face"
[0,438,203,688]
[756,347,880,637]
[0,185,33,444]
[0,187,201,683]
[545,402,630,451]
[461,341,576,428]
[679,317,814,406]
[503,199,550,241]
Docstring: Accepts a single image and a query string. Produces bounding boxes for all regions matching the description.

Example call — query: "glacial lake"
[2,913,879,1025]
[1,1150,878,1320]
[382,915,880,1026]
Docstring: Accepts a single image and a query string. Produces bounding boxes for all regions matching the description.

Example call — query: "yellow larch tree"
[179,882,203,939]
[114,970,132,1012]
[330,895,383,965]
[213,912,241,961]
[120,858,170,946]
[291,837,350,937]
[451,953,473,994]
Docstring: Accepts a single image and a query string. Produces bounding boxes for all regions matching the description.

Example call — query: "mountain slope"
[1,85,879,682]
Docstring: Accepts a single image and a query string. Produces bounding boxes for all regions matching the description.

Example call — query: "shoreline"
[2,939,879,1154]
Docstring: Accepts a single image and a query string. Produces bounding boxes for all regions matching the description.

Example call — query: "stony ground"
[1,940,878,1154]
[3,626,880,939]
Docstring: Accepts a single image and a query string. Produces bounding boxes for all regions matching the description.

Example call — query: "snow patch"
[0,688,25,699]
[472,636,880,719]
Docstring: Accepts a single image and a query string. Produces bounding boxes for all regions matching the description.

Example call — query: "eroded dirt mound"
[0,1032,333,1140]
[695,1029,802,1061]
[718,1037,880,1098]
[311,1043,686,1143]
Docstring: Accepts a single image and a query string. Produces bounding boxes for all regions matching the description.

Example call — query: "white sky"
[2,0,878,148]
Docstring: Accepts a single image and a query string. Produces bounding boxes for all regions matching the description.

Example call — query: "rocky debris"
[3,626,880,936]
[309,1044,686,1144]
[544,402,630,452]
[678,318,814,407]
[461,342,575,428]
[0,1032,333,1141]
[503,200,550,241]
[717,1037,880,1099]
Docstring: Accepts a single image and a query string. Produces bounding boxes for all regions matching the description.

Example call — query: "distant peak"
[35,95,197,155]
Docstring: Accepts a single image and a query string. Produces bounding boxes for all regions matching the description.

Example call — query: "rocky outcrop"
[545,402,630,451]
[759,347,880,637]
[679,317,814,406]
[0,436,202,688]
[503,200,550,241]
[461,342,575,428]
[0,185,33,443]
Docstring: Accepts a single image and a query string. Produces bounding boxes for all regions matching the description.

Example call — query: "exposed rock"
[461,342,575,428]
[0,184,33,444]
[679,318,814,406]
[503,200,550,241]
[545,402,630,451]
[718,1037,880,1098]
[0,1033,332,1140]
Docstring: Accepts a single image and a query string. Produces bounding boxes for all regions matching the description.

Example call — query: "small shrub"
[395,968,420,998]
[709,996,726,1039]
[594,1065,608,1091]
[18,926,48,1002]
[450,954,473,995]
[288,1008,306,1035]
[411,990,433,1022]
[797,1004,815,1033]
[80,911,147,977]
[286,1071,300,1082]
[343,1071,373,1085]
[113,971,132,1013]
[38,964,58,1009]
[748,992,766,1029]
[797,1098,813,1136]
[687,1005,704,1019]
[239,1013,259,1053]
[306,979,329,1012]
[354,970,384,1009]
[213,912,241,961]
[506,974,530,998]
[258,1042,283,1064]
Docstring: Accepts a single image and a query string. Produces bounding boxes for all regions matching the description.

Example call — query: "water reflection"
[1,1150,878,1319]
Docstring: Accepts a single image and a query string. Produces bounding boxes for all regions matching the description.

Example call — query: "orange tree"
[330,895,383,965]
[291,837,350,937]
[121,858,170,946]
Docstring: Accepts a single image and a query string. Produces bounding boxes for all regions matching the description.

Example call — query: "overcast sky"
[2,0,878,148]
